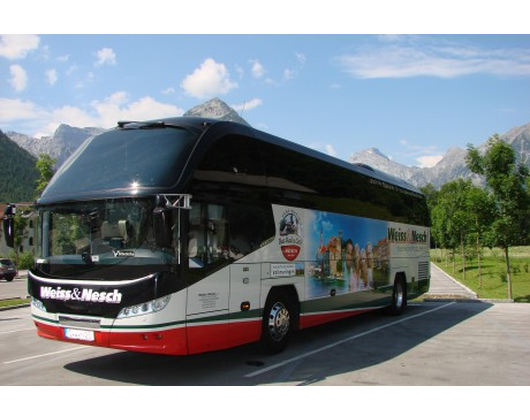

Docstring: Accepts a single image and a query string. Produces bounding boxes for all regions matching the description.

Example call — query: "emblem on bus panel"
[278,210,303,261]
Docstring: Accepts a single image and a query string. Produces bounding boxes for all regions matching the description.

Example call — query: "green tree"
[465,185,494,287]
[36,153,56,197]
[431,179,474,277]
[466,134,530,300]
[420,183,439,209]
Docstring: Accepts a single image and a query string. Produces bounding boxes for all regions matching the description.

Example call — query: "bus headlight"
[117,295,171,319]
[31,297,47,312]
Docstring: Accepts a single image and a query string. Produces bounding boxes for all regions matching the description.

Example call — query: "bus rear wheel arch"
[259,287,299,354]
[388,273,407,316]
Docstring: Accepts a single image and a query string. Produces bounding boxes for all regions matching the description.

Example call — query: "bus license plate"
[65,328,95,342]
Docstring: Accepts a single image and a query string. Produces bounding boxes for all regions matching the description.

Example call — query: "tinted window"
[194,135,266,186]
[43,127,197,199]
[188,200,274,272]
[259,142,428,225]
[229,201,275,257]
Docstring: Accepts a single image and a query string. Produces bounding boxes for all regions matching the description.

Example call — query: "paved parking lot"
[2,265,529,386]
[0,270,28,302]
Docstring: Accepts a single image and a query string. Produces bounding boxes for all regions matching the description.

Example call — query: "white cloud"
[95,47,117,66]
[161,87,175,95]
[0,34,39,60]
[264,77,278,86]
[417,155,444,168]
[66,64,78,76]
[181,58,238,99]
[235,64,244,78]
[0,98,42,122]
[338,39,530,79]
[325,144,338,157]
[0,92,184,136]
[9,64,28,91]
[232,98,263,112]
[295,52,307,65]
[46,69,58,86]
[283,68,296,80]
[91,94,184,128]
[250,59,265,79]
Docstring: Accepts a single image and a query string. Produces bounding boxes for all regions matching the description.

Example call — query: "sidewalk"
[425,262,478,300]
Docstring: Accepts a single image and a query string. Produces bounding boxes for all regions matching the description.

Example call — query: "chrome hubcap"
[395,283,404,308]
[268,302,290,342]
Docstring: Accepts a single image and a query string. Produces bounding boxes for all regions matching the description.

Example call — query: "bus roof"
[153,117,422,195]
[39,117,422,204]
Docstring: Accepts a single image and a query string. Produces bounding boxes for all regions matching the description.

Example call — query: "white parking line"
[0,327,35,335]
[245,302,456,378]
[3,346,88,365]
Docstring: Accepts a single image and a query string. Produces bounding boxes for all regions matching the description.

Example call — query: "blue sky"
[1,33,529,168]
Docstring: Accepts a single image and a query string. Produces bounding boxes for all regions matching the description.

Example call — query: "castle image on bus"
[24,118,431,355]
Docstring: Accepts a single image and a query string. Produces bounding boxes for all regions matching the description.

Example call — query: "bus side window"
[228,202,275,259]
[189,203,229,269]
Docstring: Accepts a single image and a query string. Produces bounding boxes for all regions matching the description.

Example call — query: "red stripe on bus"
[187,319,261,355]
[34,318,261,356]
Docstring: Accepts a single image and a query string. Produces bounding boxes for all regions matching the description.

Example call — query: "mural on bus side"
[304,211,389,299]
[274,206,429,300]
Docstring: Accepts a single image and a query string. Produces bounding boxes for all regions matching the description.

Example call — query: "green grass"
[431,246,530,303]
[0,298,30,309]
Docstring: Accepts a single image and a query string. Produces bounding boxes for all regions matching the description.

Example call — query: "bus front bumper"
[33,318,189,356]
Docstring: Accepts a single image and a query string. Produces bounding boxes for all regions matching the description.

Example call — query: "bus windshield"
[41,126,197,201]
[36,198,178,280]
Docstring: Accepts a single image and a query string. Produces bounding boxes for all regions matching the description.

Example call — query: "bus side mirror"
[153,207,172,249]
[2,204,16,248]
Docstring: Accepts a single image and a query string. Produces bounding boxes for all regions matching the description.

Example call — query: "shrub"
[499,270,507,283]
[8,250,34,269]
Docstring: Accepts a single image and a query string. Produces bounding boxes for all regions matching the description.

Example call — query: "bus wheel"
[388,276,407,316]
[260,291,294,354]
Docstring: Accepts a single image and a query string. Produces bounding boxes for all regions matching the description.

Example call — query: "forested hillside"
[0,129,39,202]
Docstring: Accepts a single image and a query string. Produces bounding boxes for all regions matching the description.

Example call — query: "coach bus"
[24,117,430,355]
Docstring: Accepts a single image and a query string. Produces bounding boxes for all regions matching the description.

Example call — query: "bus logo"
[279,210,303,261]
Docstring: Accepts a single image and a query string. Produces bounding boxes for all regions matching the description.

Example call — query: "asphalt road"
[1,301,529,385]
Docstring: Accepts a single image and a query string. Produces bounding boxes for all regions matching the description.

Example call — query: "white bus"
[25,118,430,355]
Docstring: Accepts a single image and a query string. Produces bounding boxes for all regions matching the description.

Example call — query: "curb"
[0,296,31,311]
[0,303,31,312]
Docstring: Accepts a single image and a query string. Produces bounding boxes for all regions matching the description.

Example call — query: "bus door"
[185,203,231,354]
[229,263,261,345]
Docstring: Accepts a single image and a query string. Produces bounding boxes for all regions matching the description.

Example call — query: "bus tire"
[388,275,407,316]
[259,290,295,354]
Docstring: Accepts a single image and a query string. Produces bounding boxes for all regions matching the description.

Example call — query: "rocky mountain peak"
[183,97,249,126]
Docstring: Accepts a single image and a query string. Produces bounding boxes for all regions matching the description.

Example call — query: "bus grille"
[418,262,430,281]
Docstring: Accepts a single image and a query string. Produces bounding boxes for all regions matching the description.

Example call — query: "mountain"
[504,123,530,166]
[349,147,419,181]
[0,130,39,202]
[7,124,105,168]
[350,122,530,188]
[5,98,246,169]
[183,97,249,126]
[3,96,529,191]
